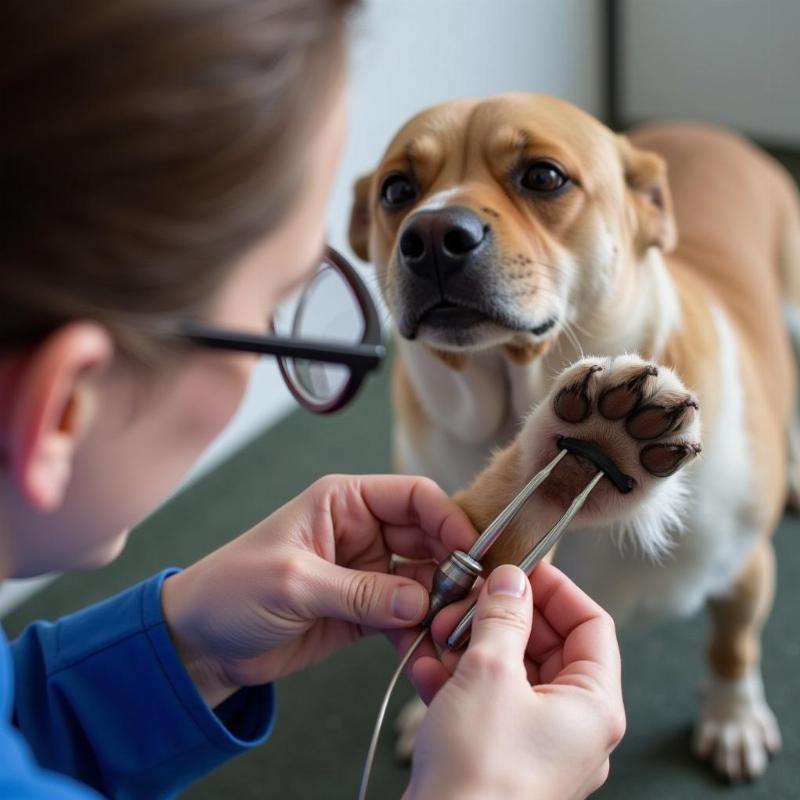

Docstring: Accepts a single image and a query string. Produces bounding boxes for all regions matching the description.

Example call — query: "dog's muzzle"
[393,205,557,342]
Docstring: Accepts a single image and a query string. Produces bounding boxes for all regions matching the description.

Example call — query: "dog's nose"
[398,206,488,281]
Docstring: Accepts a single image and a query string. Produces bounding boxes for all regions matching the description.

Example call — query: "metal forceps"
[357,436,632,800]
[426,436,632,650]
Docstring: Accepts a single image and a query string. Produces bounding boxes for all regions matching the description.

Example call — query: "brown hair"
[0,0,359,360]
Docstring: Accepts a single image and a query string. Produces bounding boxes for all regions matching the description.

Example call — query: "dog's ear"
[348,172,374,262]
[617,135,676,254]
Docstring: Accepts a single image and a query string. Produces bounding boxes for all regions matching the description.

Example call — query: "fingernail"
[488,565,527,598]
[392,584,426,621]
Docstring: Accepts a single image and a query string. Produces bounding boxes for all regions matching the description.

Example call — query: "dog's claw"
[640,442,700,477]
[626,397,698,440]
[553,365,602,423]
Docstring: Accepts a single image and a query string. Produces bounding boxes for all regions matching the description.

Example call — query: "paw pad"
[548,356,701,482]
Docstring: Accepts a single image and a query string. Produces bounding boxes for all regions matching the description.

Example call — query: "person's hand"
[404,563,626,800]
[160,474,477,708]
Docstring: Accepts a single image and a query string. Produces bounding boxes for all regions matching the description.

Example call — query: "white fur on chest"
[395,335,561,492]
[394,339,543,493]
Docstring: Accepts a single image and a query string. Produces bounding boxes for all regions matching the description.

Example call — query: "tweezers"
[435,436,632,650]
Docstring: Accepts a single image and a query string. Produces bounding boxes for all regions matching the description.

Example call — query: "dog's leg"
[693,540,781,781]
[780,185,800,509]
[782,298,800,509]
[785,421,800,511]
[782,298,800,508]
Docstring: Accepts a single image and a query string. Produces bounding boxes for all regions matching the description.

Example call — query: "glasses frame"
[180,246,385,413]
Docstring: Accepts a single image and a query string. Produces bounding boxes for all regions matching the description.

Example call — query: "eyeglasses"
[179,246,385,414]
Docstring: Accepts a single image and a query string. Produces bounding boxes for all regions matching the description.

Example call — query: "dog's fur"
[349,94,800,780]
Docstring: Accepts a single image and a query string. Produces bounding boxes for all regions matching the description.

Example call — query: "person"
[0,1,625,798]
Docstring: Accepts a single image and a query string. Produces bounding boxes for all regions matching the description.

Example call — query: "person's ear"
[3,322,114,512]
[616,135,677,255]
[348,172,374,262]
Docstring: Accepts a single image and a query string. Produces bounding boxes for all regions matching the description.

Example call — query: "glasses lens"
[273,261,365,405]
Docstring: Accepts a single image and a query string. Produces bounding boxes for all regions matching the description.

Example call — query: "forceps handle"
[446,469,605,650]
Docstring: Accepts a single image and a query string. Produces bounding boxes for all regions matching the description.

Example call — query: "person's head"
[0,0,359,578]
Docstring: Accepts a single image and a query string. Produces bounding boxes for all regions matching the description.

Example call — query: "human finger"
[530,561,607,639]
[409,655,453,704]
[384,627,439,677]
[530,566,624,737]
[300,559,429,629]
[392,560,437,591]
[428,582,483,646]
[458,565,533,670]
[426,570,576,680]
[357,475,478,555]
[381,524,455,562]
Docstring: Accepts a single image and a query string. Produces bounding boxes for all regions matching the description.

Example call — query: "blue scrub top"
[0,570,275,798]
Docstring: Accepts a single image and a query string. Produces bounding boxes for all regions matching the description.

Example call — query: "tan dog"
[348,93,800,781]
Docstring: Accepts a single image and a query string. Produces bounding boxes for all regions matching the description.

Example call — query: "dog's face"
[349,93,675,360]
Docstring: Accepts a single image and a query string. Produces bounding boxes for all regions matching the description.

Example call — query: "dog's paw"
[394,696,426,763]
[692,672,781,780]
[519,354,702,525]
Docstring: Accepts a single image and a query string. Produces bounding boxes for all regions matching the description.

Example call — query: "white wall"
[622,0,800,145]
[2,0,604,616]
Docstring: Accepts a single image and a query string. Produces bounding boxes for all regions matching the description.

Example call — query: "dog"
[347,93,800,781]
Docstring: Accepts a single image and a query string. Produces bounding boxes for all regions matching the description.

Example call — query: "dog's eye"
[520,162,570,195]
[380,173,418,208]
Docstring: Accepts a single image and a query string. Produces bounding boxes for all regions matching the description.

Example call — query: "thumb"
[306,561,429,629]
[464,565,533,663]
